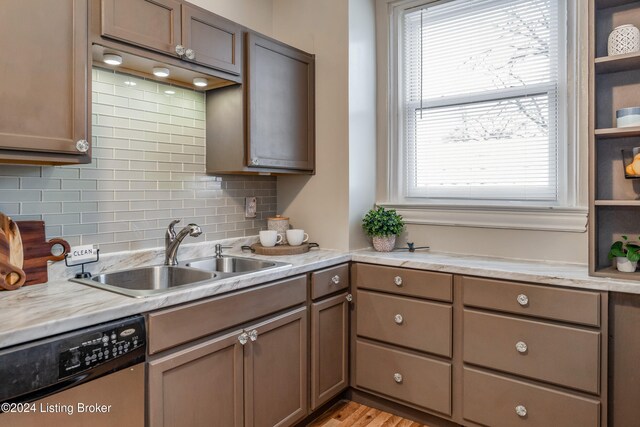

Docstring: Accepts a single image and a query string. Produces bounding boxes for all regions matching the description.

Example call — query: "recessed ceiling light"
[193,77,208,87]
[103,53,122,66]
[153,67,170,78]
[124,80,137,86]
[164,90,176,95]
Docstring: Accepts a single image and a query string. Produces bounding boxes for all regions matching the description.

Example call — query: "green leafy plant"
[362,206,405,237]
[608,235,640,263]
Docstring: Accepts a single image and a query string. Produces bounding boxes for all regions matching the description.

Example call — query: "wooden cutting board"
[16,221,70,286]
[248,242,318,256]
[0,213,23,269]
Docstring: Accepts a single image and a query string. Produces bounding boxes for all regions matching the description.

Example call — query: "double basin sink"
[73,256,290,298]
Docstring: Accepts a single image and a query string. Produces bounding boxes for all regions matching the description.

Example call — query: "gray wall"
[0,68,276,253]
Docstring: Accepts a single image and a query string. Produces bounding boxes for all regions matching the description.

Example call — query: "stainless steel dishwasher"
[0,315,146,427]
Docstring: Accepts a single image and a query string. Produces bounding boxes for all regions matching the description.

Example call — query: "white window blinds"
[402,0,563,203]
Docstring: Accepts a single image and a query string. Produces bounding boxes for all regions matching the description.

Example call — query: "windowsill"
[378,203,588,232]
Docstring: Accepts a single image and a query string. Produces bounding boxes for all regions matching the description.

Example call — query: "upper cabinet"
[0,0,90,165]
[207,32,316,175]
[99,0,242,77]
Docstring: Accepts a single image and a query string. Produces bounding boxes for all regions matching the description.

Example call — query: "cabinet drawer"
[462,276,601,326]
[355,340,451,416]
[311,263,349,300]
[463,310,601,394]
[148,275,306,354]
[463,368,600,427]
[354,263,452,302]
[357,290,452,357]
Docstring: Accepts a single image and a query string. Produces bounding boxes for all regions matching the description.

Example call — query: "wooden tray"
[244,242,319,256]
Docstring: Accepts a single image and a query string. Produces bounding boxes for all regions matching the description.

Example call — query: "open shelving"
[589,0,640,280]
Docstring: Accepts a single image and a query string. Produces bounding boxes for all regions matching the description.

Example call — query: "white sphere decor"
[608,24,640,56]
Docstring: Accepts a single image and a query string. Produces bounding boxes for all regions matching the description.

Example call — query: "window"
[399,0,571,207]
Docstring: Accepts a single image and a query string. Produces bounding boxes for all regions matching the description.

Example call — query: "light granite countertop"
[2,241,640,349]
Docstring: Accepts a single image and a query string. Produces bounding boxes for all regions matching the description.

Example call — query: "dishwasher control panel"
[58,316,145,379]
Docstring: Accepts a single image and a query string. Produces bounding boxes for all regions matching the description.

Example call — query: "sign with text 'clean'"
[69,245,98,262]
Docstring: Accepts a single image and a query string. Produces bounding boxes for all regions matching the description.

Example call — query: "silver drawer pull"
[248,329,258,342]
[517,294,529,306]
[515,341,528,353]
[394,314,404,325]
[393,373,403,383]
[394,276,403,286]
[515,405,527,417]
[331,275,340,284]
[346,294,353,302]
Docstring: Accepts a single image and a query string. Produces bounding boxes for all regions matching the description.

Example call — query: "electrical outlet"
[245,197,257,218]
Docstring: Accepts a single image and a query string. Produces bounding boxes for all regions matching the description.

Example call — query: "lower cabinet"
[148,307,307,427]
[311,292,350,410]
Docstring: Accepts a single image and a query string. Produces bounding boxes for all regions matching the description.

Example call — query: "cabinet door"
[311,293,349,410]
[101,0,181,55]
[246,32,315,172]
[148,330,244,427]
[0,0,90,164]
[244,307,308,427]
[181,4,242,75]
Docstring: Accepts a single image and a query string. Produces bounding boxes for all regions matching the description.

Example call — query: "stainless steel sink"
[75,266,221,298]
[184,256,284,273]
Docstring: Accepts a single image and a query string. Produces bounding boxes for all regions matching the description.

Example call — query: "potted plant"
[362,206,405,252]
[608,235,640,272]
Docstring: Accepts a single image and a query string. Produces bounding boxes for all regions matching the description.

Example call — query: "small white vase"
[372,235,396,252]
[615,256,638,273]
[608,24,640,56]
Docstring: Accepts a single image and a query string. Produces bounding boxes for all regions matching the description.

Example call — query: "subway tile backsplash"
[0,68,276,253]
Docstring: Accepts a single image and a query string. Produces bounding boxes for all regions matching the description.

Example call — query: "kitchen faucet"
[165,220,202,265]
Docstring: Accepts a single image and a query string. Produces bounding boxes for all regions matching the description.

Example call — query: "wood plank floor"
[308,400,427,427]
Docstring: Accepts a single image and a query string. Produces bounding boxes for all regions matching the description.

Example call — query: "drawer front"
[355,340,452,416]
[357,290,452,357]
[463,368,600,427]
[311,263,349,300]
[463,310,601,394]
[462,276,601,327]
[354,263,452,302]
[148,275,307,354]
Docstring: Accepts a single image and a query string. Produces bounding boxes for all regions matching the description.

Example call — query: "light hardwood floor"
[308,400,426,427]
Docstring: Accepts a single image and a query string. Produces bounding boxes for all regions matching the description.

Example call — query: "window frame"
[379,0,587,232]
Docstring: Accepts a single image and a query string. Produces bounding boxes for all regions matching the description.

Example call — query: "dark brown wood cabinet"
[0,0,90,164]
[148,330,244,427]
[244,307,308,427]
[99,0,242,77]
[206,32,315,175]
[311,293,350,410]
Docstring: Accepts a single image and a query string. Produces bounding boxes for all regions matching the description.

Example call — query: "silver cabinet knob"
[515,405,527,417]
[394,276,403,286]
[238,332,249,345]
[393,373,403,383]
[248,329,258,342]
[517,294,529,306]
[175,44,186,56]
[250,158,260,166]
[331,275,340,284]
[185,48,195,60]
[346,294,353,302]
[515,341,528,353]
[394,314,404,325]
[75,139,89,153]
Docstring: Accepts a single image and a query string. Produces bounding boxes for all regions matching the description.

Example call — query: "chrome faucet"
[165,220,202,265]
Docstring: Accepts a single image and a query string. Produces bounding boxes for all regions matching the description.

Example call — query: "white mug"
[259,230,283,247]
[286,229,309,246]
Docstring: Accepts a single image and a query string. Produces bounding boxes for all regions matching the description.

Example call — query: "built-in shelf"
[595,200,640,206]
[593,266,640,280]
[595,52,640,74]
[595,126,640,139]
[596,0,638,9]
